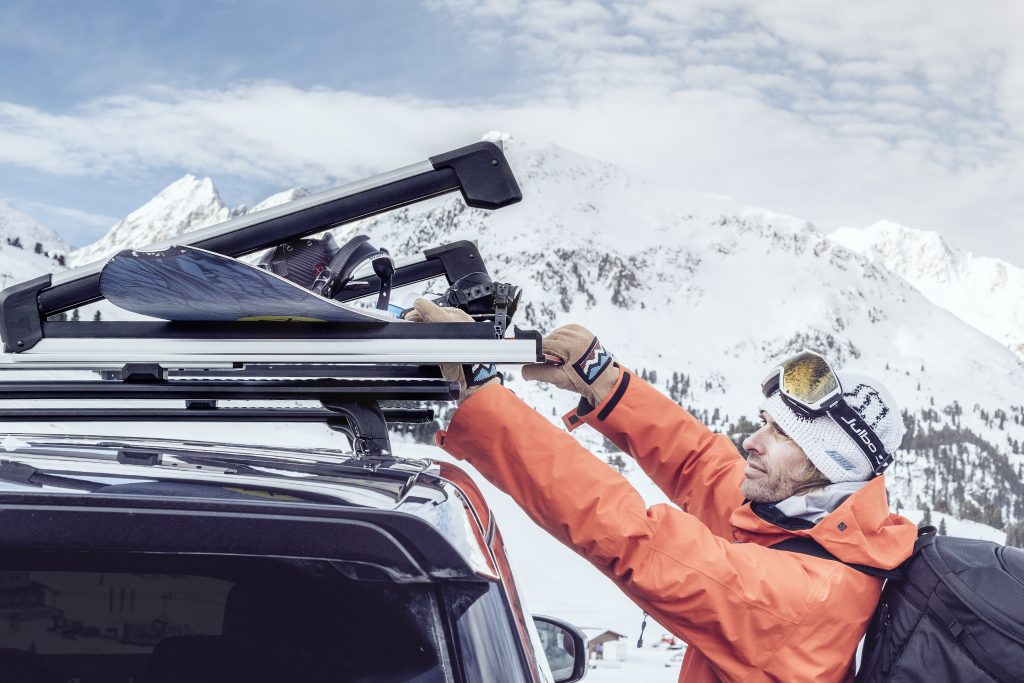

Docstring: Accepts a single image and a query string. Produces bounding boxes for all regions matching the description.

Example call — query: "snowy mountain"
[68,177,311,270]
[4,135,1023,671]
[246,187,309,213]
[343,134,1024,542]
[69,174,231,267]
[0,200,69,291]
[8,136,1023,543]
[2,180,309,322]
[831,221,1024,360]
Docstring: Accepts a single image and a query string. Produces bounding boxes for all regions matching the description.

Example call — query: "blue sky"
[2,0,1023,265]
[0,0,522,106]
[0,0,526,242]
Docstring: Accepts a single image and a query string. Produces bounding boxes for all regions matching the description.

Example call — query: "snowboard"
[99,245,395,323]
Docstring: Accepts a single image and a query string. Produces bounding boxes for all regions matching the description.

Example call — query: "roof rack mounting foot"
[324,401,393,461]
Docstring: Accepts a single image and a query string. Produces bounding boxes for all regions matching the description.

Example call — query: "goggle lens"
[780,352,840,406]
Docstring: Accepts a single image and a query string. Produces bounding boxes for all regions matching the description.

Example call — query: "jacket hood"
[729,475,917,568]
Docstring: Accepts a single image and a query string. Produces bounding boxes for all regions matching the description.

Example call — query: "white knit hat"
[760,372,905,483]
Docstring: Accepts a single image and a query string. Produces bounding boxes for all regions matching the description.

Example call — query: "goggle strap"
[760,366,783,399]
[828,402,892,476]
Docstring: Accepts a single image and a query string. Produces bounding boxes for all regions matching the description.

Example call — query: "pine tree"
[606,454,628,475]
[93,310,102,321]
[938,518,947,536]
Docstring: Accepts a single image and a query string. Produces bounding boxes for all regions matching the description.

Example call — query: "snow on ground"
[898,508,1006,544]
[585,645,685,682]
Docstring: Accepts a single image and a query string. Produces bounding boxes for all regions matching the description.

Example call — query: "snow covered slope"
[831,221,1024,360]
[347,137,1021,407]
[9,134,1023,534]
[0,200,69,290]
[344,134,1024,537]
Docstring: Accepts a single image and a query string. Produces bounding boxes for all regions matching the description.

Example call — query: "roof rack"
[0,141,533,465]
[0,362,457,462]
[0,141,524,356]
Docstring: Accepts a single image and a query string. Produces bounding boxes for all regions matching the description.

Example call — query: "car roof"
[0,431,444,510]
[0,431,500,581]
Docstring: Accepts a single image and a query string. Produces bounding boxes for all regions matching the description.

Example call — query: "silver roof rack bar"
[0,336,540,369]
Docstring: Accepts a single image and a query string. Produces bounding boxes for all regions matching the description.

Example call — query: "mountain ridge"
[3,134,1022,541]
[0,200,71,291]
[831,220,1024,359]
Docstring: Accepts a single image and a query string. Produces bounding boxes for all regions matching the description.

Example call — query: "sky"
[1,0,1022,265]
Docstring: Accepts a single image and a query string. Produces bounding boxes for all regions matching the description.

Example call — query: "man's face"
[740,411,814,503]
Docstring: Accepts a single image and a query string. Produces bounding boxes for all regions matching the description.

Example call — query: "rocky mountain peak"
[69,174,231,267]
[831,220,1024,360]
[833,220,957,282]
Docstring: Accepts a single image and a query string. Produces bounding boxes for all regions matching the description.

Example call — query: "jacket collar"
[773,480,866,525]
[731,476,917,569]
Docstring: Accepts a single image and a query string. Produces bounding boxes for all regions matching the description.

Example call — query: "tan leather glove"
[521,324,619,406]
[403,298,501,401]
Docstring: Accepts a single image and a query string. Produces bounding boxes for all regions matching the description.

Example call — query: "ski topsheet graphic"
[99,245,395,323]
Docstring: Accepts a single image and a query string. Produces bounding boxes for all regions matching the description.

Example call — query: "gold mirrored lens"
[780,352,839,405]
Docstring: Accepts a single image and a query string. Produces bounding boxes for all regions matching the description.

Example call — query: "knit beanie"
[759,372,905,483]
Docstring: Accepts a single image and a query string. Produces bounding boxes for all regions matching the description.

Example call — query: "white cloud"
[25,203,117,230]
[0,1,1022,265]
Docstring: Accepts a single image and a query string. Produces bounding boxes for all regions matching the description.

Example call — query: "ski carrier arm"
[0,142,522,354]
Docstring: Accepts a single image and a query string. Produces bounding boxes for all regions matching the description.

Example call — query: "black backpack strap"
[926,590,1019,683]
[770,536,903,580]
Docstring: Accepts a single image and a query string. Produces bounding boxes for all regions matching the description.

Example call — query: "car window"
[445,583,531,682]
[0,558,451,683]
[0,570,230,654]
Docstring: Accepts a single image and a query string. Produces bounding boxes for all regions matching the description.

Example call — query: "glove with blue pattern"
[522,324,618,406]
[404,298,501,401]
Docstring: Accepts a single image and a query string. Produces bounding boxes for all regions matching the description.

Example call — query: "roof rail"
[0,363,464,460]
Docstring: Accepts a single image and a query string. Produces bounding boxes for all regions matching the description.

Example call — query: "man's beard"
[742,454,802,503]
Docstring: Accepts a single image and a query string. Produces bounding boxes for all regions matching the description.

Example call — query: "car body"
[0,140,587,682]
[0,431,588,683]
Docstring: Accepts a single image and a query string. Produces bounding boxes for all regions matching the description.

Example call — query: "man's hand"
[521,324,618,406]
[403,298,501,401]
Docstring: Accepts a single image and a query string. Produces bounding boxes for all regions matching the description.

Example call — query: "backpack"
[772,528,1024,682]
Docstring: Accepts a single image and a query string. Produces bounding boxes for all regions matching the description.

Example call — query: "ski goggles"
[761,350,893,476]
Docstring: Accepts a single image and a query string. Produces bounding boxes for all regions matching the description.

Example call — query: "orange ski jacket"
[437,368,917,682]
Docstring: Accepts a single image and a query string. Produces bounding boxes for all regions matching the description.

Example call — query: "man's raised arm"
[522,325,745,537]
[435,384,861,682]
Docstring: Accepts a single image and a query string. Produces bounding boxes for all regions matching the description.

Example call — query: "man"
[407,300,916,682]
